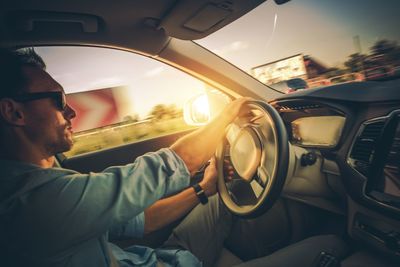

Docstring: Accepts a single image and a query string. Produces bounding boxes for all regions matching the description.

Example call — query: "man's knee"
[205,195,232,224]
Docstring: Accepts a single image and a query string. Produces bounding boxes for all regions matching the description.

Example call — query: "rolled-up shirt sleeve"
[102,148,190,197]
[21,148,190,253]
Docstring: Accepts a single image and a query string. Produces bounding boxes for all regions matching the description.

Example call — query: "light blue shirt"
[0,148,201,267]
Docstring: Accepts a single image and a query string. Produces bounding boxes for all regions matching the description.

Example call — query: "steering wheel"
[216,100,289,218]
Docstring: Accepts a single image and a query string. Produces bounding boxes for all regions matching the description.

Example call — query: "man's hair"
[0,48,46,98]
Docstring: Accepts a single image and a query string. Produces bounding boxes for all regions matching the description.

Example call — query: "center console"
[367,111,400,210]
[348,110,400,212]
[347,110,400,260]
[348,197,400,260]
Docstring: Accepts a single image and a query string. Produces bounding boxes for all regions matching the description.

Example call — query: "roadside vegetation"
[64,105,195,157]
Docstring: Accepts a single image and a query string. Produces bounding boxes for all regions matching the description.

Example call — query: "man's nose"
[63,104,76,119]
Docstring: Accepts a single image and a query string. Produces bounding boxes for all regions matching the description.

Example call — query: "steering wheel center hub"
[230,127,262,182]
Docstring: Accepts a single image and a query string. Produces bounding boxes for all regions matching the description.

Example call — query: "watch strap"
[192,183,208,205]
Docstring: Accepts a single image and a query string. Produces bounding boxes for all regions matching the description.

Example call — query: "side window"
[35,46,211,157]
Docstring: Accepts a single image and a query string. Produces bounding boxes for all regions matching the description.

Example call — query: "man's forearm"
[143,187,200,234]
[170,114,231,175]
[170,97,248,175]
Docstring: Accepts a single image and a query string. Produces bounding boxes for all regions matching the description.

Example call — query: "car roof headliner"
[0,0,265,55]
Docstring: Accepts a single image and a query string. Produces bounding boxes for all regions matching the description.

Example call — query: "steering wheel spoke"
[256,166,270,187]
[250,179,264,198]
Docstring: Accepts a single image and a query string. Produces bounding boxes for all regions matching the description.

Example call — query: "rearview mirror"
[184,90,231,126]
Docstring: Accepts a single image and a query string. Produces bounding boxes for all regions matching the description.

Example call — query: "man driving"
[0,48,246,267]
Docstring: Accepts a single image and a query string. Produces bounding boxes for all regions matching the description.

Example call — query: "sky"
[197,0,400,70]
[37,0,400,120]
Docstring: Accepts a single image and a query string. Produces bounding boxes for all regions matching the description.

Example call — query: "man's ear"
[0,98,26,126]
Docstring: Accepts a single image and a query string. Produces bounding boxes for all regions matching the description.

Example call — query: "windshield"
[196,0,400,93]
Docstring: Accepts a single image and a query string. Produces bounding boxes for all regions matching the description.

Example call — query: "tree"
[123,114,139,123]
[371,40,397,56]
[150,104,169,120]
[324,67,347,78]
[370,39,400,66]
[167,104,182,119]
[344,53,367,73]
[149,104,182,121]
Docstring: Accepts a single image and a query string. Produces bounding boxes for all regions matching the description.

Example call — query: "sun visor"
[160,0,265,40]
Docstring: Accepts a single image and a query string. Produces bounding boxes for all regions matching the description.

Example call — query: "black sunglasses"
[8,91,67,111]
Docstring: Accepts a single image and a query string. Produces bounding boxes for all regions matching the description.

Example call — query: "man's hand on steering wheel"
[199,157,218,197]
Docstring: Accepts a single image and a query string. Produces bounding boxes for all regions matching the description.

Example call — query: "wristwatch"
[192,183,208,205]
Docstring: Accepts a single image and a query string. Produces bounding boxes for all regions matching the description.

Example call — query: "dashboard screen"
[291,116,345,147]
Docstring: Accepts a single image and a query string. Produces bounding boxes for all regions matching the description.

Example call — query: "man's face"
[21,66,76,155]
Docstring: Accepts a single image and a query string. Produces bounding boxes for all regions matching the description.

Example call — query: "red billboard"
[66,88,120,132]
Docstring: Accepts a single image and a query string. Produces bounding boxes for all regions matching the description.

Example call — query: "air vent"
[349,120,386,176]
[386,137,400,170]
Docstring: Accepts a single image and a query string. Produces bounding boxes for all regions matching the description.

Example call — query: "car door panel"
[59,129,194,173]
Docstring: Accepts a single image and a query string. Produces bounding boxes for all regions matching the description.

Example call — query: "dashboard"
[270,78,400,258]
[273,102,346,148]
